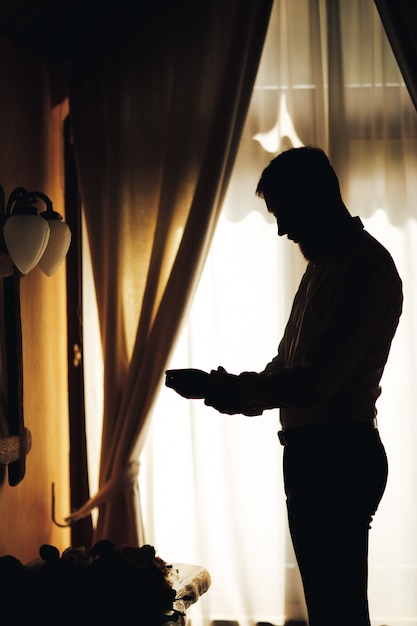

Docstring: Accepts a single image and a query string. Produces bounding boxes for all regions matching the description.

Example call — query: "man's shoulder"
[354,229,403,300]
[359,228,400,272]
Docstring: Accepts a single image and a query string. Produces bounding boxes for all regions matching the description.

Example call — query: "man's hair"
[256,146,342,210]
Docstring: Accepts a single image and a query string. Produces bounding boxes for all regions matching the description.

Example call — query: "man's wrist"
[204,369,237,408]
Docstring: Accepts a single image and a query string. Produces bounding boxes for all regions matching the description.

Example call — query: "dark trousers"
[282,423,388,626]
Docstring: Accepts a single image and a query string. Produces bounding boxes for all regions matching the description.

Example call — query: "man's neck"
[300,208,353,262]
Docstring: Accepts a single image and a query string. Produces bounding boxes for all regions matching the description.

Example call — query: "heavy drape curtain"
[66,1,272,545]
[140,1,417,625]
[374,0,417,112]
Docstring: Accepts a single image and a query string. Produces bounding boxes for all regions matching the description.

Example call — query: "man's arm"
[165,365,314,415]
[165,367,264,415]
[204,365,316,413]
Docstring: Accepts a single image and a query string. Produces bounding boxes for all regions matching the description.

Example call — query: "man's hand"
[165,368,209,399]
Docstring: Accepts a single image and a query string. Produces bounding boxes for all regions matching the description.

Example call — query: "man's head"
[256,146,348,260]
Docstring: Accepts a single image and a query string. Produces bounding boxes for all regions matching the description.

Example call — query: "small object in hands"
[165,368,209,399]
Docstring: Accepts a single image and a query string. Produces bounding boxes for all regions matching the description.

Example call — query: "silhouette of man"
[166,146,403,626]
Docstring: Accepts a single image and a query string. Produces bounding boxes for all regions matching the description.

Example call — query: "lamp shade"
[3,213,50,275]
[38,218,71,276]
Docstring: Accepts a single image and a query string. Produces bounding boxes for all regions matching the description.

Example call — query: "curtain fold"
[374,0,417,112]
[67,0,272,545]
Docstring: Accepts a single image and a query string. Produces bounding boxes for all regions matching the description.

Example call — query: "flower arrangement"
[0,540,180,625]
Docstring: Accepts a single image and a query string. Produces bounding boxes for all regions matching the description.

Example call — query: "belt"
[277,418,378,447]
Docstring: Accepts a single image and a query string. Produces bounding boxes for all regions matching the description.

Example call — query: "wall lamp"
[0,186,71,276]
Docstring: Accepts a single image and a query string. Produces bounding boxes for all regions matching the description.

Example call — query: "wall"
[0,36,70,562]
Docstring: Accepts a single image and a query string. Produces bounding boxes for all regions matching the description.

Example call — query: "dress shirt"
[205,217,403,428]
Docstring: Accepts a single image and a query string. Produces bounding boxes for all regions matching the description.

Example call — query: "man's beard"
[298,239,324,262]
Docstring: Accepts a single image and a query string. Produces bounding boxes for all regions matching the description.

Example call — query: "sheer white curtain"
[139,1,417,625]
